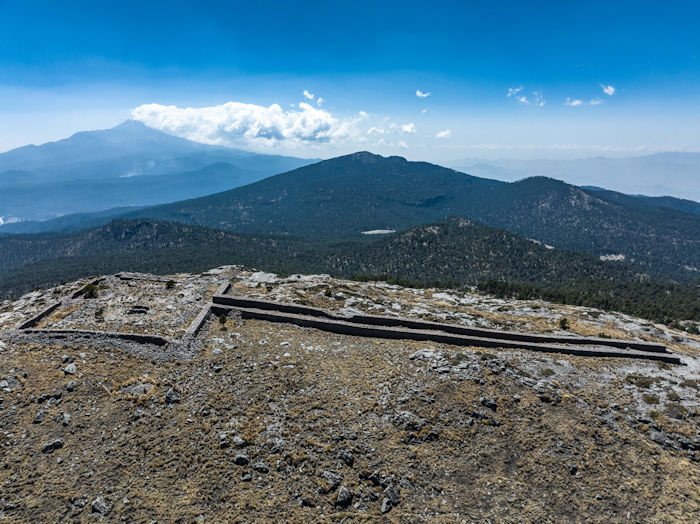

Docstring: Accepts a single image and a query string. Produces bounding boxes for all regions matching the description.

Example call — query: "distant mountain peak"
[340,151,387,163]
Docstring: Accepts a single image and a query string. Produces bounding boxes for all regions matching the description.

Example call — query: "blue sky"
[1,0,699,161]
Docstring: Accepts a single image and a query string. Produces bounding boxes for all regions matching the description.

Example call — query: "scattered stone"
[63,363,77,375]
[91,496,112,516]
[233,435,247,447]
[164,389,181,404]
[337,449,354,467]
[233,454,249,466]
[33,410,46,424]
[241,473,252,482]
[393,411,426,431]
[368,470,381,486]
[321,470,343,493]
[61,412,71,426]
[219,433,230,449]
[253,462,269,473]
[336,486,352,507]
[61,355,74,364]
[481,397,498,411]
[212,348,223,355]
[41,439,63,454]
[120,383,152,396]
[380,498,393,513]
[66,381,76,392]
[384,485,400,506]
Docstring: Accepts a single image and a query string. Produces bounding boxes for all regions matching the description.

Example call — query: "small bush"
[642,394,659,405]
[558,317,570,330]
[218,314,227,331]
[541,368,555,377]
[664,402,687,419]
[165,280,175,290]
[82,283,99,299]
[666,391,680,402]
[625,373,658,389]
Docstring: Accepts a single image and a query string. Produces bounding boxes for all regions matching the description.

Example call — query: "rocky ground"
[0,267,698,522]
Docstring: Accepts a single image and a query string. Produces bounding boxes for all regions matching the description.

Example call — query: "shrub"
[558,317,570,330]
[165,280,175,290]
[82,283,99,299]
[642,394,659,404]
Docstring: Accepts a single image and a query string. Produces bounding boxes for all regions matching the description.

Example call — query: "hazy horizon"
[2,1,700,167]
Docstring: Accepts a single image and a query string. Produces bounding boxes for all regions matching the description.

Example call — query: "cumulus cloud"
[601,84,615,96]
[401,122,416,133]
[416,90,431,98]
[303,90,315,100]
[436,129,451,138]
[316,97,324,106]
[589,98,604,105]
[130,101,367,147]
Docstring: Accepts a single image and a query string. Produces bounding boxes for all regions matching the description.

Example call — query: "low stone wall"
[17,300,64,330]
[21,328,171,346]
[211,304,682,364]
[212,295,669,354]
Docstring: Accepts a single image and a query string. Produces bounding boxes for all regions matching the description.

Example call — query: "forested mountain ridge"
[1,218,697,323]
[114,152,699,281]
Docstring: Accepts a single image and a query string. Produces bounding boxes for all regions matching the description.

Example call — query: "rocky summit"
[0,266,698,521]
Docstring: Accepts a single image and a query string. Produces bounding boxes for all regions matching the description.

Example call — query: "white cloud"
[303,90,315,100]
[416,90,431,98]
[507,86,522,98]
[601,84,615,96]
[397,140,408,148]
[130,101,366,147]
[401,122,416,133]
[436,129,451,138]
[532,91,546,107]
[508,87,546,107]
[366,126,385,135]
[507,87,530,104]
[565,97,605,107]
[316,97,324,106]
[421,108,428,114]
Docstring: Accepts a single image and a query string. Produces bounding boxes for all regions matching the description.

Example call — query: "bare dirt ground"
[0,267,698,522]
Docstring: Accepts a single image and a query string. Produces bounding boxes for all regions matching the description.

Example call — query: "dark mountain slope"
[118,152,699,281]
[320,217,639,285]
[583,187,700,215]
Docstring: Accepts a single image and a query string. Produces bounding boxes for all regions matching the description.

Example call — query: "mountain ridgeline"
[0,120,315,221]
[112,152,699,282]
